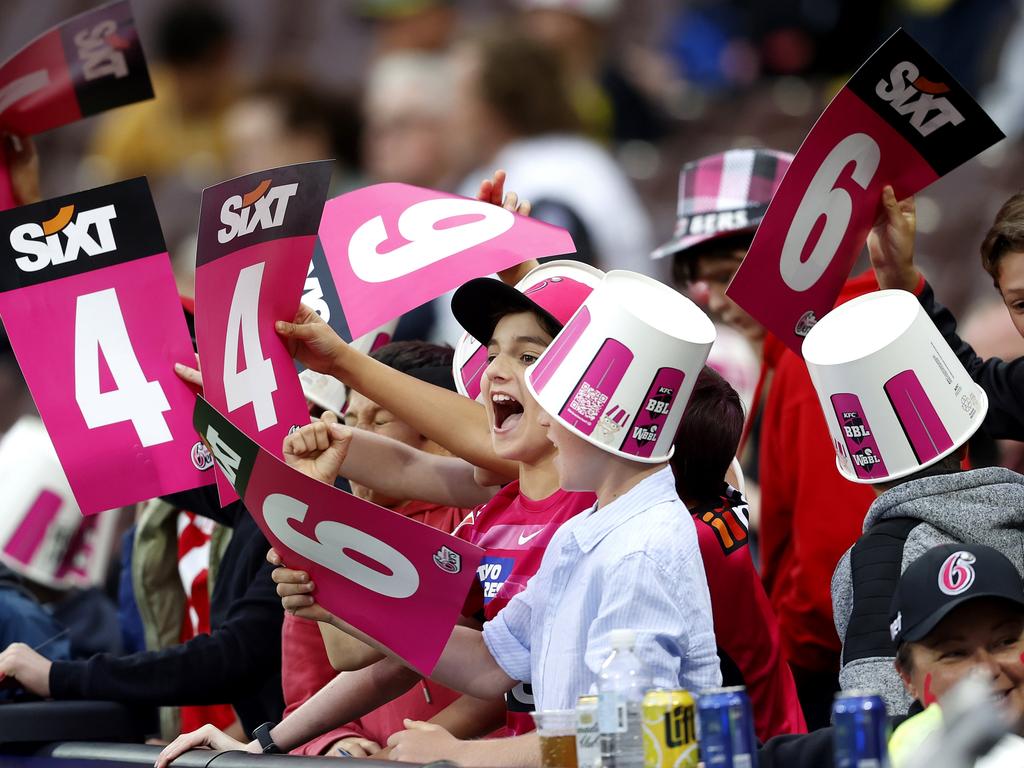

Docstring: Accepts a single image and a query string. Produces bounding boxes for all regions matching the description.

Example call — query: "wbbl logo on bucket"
[620,368,685,458]
[830,393,888,480]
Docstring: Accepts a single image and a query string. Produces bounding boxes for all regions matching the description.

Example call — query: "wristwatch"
[252,722,281,754]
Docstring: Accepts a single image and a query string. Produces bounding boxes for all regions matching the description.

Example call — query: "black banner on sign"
[0,176,165,292]
[196,160,333,266]
[304,236,353,342]
[193,396,259,499]
[846,29,1004,176]
[60,0,153,118]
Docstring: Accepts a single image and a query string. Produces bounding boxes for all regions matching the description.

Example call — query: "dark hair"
[245,78,363,170]
[369,340,454,374]
[980,192,1024,288]
[670,367,745,503]
[671,233,754,289]
[471,28,579,138]
[157,2,232,65]
[895,642,914,676]
[488,307,562,342]
[878,451,962,491]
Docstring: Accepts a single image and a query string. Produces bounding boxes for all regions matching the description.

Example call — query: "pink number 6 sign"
[0,178,211,514]
[320,183,577,338]
[193,396,484,674]
[727,29,1003,354]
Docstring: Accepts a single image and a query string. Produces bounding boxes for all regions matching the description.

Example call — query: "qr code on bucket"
[569,383,608,422]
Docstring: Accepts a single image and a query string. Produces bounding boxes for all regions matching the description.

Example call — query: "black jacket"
[759,705,917,767]
[920,281,1024,441]
[49,485,284,734]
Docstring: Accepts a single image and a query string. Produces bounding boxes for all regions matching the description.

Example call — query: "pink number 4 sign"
[0,177,212,514]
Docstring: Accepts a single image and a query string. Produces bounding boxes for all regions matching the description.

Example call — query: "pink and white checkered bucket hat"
[651,148,793,261]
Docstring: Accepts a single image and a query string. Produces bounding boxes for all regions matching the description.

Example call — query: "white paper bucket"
[802,289,988,484]
[300,318,400,413]
[525,270,716,463]
[0,416,116,589]
[451,260,604,399]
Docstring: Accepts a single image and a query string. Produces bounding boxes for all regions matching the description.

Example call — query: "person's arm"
[388,725,541,767]
[336,427,497,509]
[915,283,1024,441]
[50,522,282,706]
[277,312,517,477]
[155,659,423,767]
[318,622,385,672]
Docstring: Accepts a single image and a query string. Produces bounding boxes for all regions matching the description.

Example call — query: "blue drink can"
[831,690,890,768]
[695,686,757,768]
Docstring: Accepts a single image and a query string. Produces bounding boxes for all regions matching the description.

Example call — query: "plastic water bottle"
[598,629,650,768]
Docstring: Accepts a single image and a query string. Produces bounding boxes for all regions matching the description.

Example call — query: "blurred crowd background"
[4,0,1024,428]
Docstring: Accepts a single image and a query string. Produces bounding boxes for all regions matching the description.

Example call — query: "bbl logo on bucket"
[621,368,685,458]
[830,393,888,480]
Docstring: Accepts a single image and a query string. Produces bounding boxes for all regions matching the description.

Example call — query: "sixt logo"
[645,387,674,417]
[218,179,299,243]
[11,203,117,272]
[841,411,871,442]
[75,19,131,81]
[875,61,964,137]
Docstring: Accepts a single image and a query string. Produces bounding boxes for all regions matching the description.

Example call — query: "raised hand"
[275,303,346,375]
[282,420,352,484]
[868,185,919,293]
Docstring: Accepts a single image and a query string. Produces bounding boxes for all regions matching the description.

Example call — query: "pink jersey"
[454,481,596,733]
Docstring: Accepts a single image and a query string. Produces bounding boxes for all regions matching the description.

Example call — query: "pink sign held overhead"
[194,161,333,504]
[726,29,1003,354]
[193,396,483,674]
[0,178,212,514]
[319,183,576,338]
[0,0,152,136]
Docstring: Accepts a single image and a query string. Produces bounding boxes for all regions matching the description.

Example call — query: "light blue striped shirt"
[482,466,721,710]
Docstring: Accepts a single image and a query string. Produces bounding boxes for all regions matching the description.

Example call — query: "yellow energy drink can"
[641,689,698,768]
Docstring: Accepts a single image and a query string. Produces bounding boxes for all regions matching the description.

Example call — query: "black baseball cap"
[889,543,1024,648]
[450,261,602,347]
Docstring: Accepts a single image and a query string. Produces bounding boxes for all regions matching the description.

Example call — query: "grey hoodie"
[832,467,1024,714]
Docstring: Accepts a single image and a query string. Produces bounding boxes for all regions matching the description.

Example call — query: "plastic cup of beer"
[532,709,579,768]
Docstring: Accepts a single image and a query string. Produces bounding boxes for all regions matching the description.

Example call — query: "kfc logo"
[876,61,965,138]
[938,550,977,596]
[218,179,299,243]
[11,203,117,272]
[75,19,130,81]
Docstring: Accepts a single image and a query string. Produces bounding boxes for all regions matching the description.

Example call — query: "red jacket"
[691,486,806,740]
[757,271,879,673]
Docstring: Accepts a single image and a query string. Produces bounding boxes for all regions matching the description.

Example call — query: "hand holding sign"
[726,29,1003,353]
[867,185,919,292]
[193,396,483,673]
[0,0,152,137]
[194,161,332,503]
[319,182,574,338]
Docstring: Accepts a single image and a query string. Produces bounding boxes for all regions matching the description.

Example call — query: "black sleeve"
[918,282,1024,441]
[160,484,239,528]
[758,728,835,768]
[48,520,282,708]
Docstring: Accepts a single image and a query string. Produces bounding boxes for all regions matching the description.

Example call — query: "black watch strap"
[252,722,281,754]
